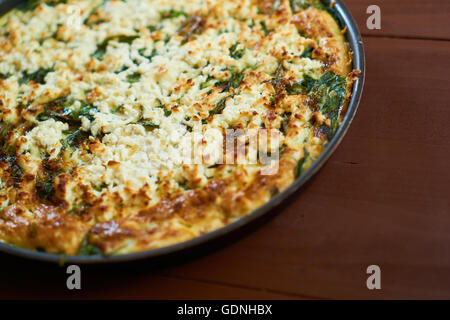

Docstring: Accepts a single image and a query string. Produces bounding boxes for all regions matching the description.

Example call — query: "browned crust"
[292,6,352,76]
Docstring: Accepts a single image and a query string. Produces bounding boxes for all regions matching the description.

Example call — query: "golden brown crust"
[292,7,351,75]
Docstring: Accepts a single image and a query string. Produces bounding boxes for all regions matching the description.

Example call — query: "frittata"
[0,0,359,255]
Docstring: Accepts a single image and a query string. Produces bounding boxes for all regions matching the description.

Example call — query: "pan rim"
[0,0,365,264]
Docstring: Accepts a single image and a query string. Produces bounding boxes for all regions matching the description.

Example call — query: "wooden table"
[1,0,450,299]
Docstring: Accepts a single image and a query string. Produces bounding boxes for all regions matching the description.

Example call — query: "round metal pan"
[0,0,365,264]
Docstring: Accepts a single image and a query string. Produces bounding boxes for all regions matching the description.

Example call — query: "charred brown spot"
[315,124,331,139]
[54,173,71,203]
[17,192,29,200]
[305,95,319,112]
[348,69,361,81]
[179,15,206,43]
[174,201,183,211]
[266,110,277,121]
[0,148,24,187]
[107,160,120,167]
[86,87,102,103]
[257,0,279,14]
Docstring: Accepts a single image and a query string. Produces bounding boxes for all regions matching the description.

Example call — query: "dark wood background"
[1,0,450,299]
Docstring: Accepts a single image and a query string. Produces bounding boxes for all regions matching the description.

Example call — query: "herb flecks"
[295,147,309,177]
[18,0,65,12]
[155,101,172,117]
[209,95,234,116]
[134,120,160,130]
[264,62,287,97]
[289,0,313,13]
[229,42,246,60]
[37,97,98,124]
[93,34,139,60]
[126,72,141,83]
[138,48,157,62]
[301,45,314,58]
[62,129,90,148]
[160,9,188,19]
[78,232,102,256]
[215,69,244,93]
[20,67,54,85]
[179,15,205,44]
[260,22,273,36]
[199,76,214,90]
[84,0,110,26]
[280,112,292,135]
[36,159,65,201]
[68,201,91,216]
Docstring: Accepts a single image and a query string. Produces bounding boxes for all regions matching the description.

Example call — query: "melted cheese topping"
[0,0,358,255]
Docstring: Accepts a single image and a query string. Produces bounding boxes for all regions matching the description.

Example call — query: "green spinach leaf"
[20,67,54,85]
[301,45,314,58]
[286,72,347,136]
[62,129,90,148]
[209,95,234,116]
[93,35,139,60]
[160,9,188,19]
[138,48,157,62]
[126,72,141,83]
[134,120,160,130]
[295,147,309,177]
[229,42,246,60]
[215,69,244,93]
[78,232,101,256]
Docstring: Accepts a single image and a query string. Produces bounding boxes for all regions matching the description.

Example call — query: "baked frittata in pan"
[0,0,359,255]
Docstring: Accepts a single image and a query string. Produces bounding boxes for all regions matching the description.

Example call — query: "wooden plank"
[160,37,450,299]
[343,0,450,40]
[0,254,297,299]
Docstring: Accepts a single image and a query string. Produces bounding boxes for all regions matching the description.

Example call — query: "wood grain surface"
[344,0,450,40]
[1,1,450,300]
